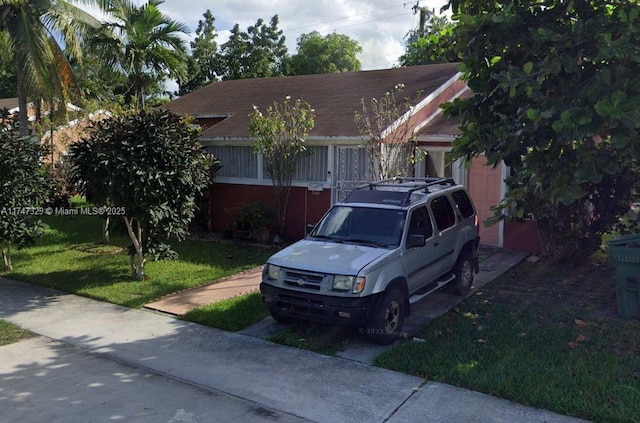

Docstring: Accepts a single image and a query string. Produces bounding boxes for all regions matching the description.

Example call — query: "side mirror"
[407,234,426,248]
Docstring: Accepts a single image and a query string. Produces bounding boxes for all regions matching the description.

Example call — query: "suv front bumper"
[260,283,378,325]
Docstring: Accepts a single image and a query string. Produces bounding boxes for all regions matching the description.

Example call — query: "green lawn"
[3,215,277,308]
[0,320,32,346]
[375,253,640,423]
[182,291,270,332]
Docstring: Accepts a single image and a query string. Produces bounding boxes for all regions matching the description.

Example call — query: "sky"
[125,0,450,71]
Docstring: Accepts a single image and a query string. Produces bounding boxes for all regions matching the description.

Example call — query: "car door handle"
[434,242,439,247]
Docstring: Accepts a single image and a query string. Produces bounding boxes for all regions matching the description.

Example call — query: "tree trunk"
[102,216,111,244]
[1,241,13,271]
[16,72,30,137]
[280,184,292,239]
[123,216,145,281]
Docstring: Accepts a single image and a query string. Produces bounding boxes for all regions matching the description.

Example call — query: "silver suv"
[260,177,480,344]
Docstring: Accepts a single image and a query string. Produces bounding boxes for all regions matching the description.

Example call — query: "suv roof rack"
[344,177,457,207]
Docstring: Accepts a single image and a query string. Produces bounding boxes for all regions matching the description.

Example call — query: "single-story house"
[40,110,112,164]
[161,63,541,253]
[0,97,97,163]
[0,97,81,125]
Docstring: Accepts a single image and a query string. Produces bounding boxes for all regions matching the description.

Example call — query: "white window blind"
[207,146,258,179]
[260,146,328,182]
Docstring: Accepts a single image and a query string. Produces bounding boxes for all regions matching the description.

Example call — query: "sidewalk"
[0,274,588,422]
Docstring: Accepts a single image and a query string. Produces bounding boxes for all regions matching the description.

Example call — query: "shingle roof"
[161,63,462,139]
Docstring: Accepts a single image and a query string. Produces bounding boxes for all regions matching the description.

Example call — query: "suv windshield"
[311,206,406,248]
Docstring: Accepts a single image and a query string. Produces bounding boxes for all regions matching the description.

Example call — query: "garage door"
[467,156,502,246]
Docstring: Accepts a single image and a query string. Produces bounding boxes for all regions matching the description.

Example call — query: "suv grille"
[282,269,325,291]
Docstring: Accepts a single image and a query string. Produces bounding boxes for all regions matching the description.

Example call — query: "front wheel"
[449,251,474,296]
[364,289,406,345]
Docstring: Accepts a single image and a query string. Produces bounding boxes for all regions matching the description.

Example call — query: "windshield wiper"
[311,234,344,243]
[344,238,389,248]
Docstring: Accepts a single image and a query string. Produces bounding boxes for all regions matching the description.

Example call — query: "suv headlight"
[332,275,366,293]
[265,264,281,281]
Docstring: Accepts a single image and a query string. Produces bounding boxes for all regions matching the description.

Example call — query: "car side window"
[407,207,433,239]
[451,190,475,219]
[430,196,456,231]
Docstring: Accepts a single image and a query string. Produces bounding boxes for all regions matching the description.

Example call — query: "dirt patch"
[485,253,616,315]
[480,252,640,358]
[73,244,125,255]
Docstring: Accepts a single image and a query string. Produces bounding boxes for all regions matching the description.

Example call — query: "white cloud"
[156,0,449,70]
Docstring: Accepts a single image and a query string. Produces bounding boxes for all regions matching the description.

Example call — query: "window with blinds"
[208,145,328,183]
[206,146,258,179]
[293,146,328,182]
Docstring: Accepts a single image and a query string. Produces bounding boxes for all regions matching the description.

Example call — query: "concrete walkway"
[0,271,589,422]
[144,266,264,315]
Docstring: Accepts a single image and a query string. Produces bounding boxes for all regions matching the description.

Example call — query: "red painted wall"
[208,183,331,241]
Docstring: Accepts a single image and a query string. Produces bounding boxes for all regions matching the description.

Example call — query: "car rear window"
[431,196,456,231]
[451,190,475,219]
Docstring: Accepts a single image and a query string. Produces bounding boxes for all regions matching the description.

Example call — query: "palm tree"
[92,0,188,110]
[0,0,99,136]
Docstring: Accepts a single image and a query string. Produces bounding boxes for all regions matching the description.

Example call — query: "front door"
[332,146,369,204]
[467,156,502,246]
[404,206,441,293]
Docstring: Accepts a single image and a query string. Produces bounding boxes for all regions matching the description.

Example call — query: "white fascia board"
[383,71,465,137]
[199,135,362,147]
[417,134,457,143]
[195,114,232,119]
[198,137,253,147]
[413,79,470,135]
[382,72,467,138]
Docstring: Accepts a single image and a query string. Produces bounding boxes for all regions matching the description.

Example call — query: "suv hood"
[268,239,390,275]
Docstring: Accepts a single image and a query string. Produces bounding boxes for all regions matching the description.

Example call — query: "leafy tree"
[194,151,222,232]
[289,31,362,75]
[90,0,188,109]
[249,97,315,237]
[177,9,219,95]
[70,42,129,106]
[354,84,420,180]
[218,15,288,80]
[0,32,16,98]
[70,110,211,280]
[399,12,456,66]
[0,114,48,271]
[444,0,640,262]
[0,0,99,135]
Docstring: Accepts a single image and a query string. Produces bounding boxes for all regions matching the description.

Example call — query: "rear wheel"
[449,251,474,296]
[365,289,406,345]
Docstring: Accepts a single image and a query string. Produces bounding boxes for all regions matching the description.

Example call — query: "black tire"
[365,289,406,345]
[269,308,296,324]
[449,251,474,296]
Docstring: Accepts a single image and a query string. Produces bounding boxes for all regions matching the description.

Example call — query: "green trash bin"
[608,233,640,319]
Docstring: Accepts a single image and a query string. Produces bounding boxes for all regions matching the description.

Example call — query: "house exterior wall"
[209,183,331,240]
[504,220,543,254]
